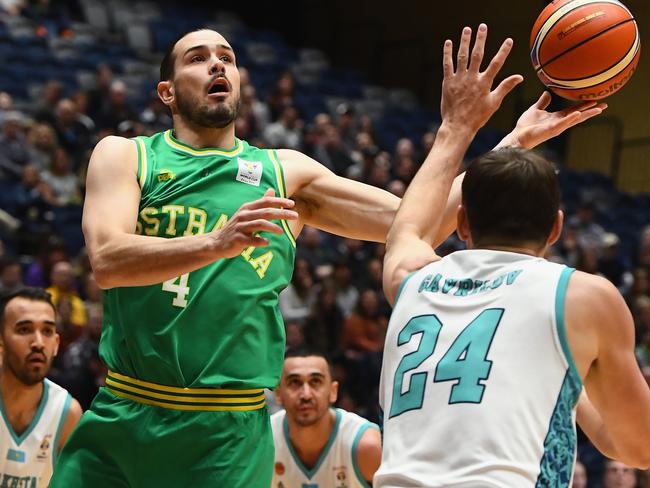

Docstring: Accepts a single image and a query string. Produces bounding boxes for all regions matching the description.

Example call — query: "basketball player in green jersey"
[51,27,605,487]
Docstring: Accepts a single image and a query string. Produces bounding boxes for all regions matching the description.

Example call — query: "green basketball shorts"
[50,372,274,487]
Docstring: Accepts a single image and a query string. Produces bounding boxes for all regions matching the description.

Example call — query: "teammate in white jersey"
[0,288,82,488]
[271,349,381,487]
[378,25,650,487]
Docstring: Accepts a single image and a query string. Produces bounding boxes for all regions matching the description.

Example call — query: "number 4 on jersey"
[162,273,190,307]
[390,309,504,418]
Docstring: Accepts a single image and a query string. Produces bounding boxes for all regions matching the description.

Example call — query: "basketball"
[530,0,640,100]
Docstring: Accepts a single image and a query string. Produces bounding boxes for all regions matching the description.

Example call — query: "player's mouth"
[26,353,46,364]
[207,77,230,98]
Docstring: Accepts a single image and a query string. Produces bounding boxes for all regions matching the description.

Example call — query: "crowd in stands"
[0,2,649,487]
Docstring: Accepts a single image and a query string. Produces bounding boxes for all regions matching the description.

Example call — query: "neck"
[172,116,236,149]
[287,409,336,466]
[1,368,43,414]
[473,243,545,257]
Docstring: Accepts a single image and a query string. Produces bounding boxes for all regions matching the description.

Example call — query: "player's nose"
[208,56,225,75]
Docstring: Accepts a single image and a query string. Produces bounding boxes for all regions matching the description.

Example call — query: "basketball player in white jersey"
[271,349,382,487]
[377,25,650,487]
[0,288,82,488]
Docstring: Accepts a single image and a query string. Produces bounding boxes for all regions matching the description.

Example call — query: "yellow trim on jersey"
[135,137,147,189]
[105,378,265,404]
[163,130,243,157]
[108,371,263,396]
[269,150,297,247]
[106,388,266,412]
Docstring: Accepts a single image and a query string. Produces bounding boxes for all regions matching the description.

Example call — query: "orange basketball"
[530,0,640,100]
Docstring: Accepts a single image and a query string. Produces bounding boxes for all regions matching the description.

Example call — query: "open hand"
[499,91,607,149]
[441,24,524,134]
[209,188,298,258]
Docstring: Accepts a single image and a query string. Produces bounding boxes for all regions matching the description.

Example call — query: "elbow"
[88,250,117,290]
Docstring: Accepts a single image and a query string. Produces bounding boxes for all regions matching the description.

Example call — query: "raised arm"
[383,24,523,303]
[83,136,297,289]
[567,272,650,468]
[435,93,607,247]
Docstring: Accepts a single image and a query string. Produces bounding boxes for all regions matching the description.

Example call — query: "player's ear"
[456,205,470,242]
[157,80,174,106]
[330,380,339,404]
[546,210,564,247]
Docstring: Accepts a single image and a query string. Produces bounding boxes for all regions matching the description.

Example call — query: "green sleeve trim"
[0,379,49,446]
[268,149,297,247]
[52,393,72,467]
[555,267,582,392]
[134,137,148,191]
[352,421,380,488]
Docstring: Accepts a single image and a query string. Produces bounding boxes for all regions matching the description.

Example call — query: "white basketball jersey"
[0,379,72,488]
[375,250,581,488]
[271,408,379,488]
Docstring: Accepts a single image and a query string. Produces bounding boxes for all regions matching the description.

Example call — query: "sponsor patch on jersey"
[274,462,285,475]
[6,448,25,463]
[236,158,263,186]
[36,434,52,462]
[334,465,348,487]
[157,169,176,183]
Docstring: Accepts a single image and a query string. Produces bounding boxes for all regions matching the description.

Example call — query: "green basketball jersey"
[100,130,296,389]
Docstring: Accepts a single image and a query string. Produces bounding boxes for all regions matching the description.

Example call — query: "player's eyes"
[190,55,205,63]
[219,55,232,63]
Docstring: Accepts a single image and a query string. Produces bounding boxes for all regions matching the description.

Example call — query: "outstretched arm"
[434,92,607,248]
[384,24,523,304]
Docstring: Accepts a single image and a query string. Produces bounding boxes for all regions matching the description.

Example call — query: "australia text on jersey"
[135,204,275,279]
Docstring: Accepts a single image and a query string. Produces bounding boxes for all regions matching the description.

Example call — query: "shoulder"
[348,414,381,483]
[90,135,139,171]
[566,270,632,337]
[269,409,286,429]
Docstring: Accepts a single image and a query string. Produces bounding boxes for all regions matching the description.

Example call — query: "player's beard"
[175,84,240,129]
[6,352,50,386]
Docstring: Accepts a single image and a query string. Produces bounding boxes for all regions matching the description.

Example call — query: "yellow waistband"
[105,371,266,412]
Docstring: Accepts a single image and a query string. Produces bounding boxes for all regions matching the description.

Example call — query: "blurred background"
[0,1,648,487]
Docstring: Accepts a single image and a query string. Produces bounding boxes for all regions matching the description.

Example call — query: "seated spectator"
[96,80,137,132]
[0,111,30,181]
[332,260,359,318]
[46,260,87,328]
[54,98,94,168]
[341,289,387,354]
[41,148,81,206]
[599,232,633,292]
[572,460,587,488]
[60,303,105,410]
[266,71,295,120]
[263,105,303,150]
[279,258,316,324]
[27,122,58,172]
[568,199,606,252]
[602,459,638,488]
[0,258,23,294]
[305,282,344,356]
[33,80,63,125]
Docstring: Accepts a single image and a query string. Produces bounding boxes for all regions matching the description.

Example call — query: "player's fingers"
[242,196,296,211]
[241,208,299,222]
[442,39,454,78]
[534,91,552,110]
[491,74,524,105]
[456,26,472,71]
[469,23,488,72]
[483,37,514,80]
[240,219,284,235]
[263,188,275,198]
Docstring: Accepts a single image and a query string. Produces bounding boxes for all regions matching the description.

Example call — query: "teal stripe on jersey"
[351,422,379,488]
[554,267,581,390]
[535,369,582,487]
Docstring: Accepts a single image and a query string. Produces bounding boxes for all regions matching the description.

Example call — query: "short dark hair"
[284,347,334,377]
[0,287,55,330]
[462,147,560,248]
[159,28,213,82]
